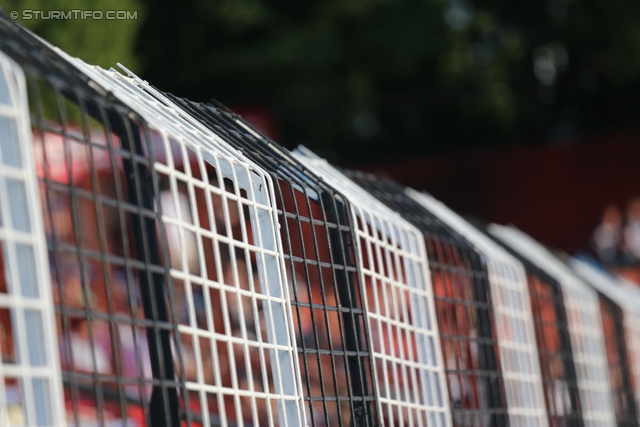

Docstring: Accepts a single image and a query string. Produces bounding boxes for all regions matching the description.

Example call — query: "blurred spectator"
[57,261,112,375]
[622,198,640,263]
[590,199,640,285]
[111,269,153,400]
[592,204,623,265]
[66,317,112,374]
[160,188,200,275]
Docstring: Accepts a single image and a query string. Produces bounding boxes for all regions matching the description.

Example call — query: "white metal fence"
[490,225,617,427]
[2,11,640,427]
[410,193,548,427]
[293,148,452,427]
[0,48,65,427]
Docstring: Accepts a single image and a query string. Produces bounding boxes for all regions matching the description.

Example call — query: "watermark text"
[9,10,138,20]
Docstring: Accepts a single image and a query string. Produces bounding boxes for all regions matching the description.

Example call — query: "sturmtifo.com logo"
[9,10,138,20]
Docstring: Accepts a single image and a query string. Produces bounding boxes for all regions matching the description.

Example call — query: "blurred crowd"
[10,126,638,426]
[592,198,640,274]
[34,146,356,426]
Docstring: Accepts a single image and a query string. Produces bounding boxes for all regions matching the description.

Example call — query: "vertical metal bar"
[613,304,639,426]
[552,284,583,427]
[322,192,373,427]
[106,108,180,427]
[485,227,584,426]
[468,254,506,427]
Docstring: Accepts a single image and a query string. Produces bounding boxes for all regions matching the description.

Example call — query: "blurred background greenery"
[4,0,640,163]
[3,0,640,256]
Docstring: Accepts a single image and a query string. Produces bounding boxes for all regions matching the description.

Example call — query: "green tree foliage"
[2,0,143,71]
[4,0,639,161]
[1,0,143,124]
[135,0,640,161]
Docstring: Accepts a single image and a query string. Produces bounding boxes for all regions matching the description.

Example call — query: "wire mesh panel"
[292,148,452,427]
[0,14,304,427]
[605,276,640,427]
[345,171,510,427]
[597,299,637,427]
[153,89,379,427]
[489,225,616,427]
[626,313,640,425]
[485,233,584,427]
[0,49,65,426]
[571,259,640,427]
[407,191,548,427]
[68,61,305,427]
[0,15,186,425]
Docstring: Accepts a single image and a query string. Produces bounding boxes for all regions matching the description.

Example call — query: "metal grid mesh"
[571,259,640,427]
[597,298,637,427]
[155,91,378,427]
[0,15,184,425]
[292,148,451,427]
[0,14,306,426]
[489,225,617,427]
[345,170,509,427]
[486,234,583,427]
[625,309,640,427]
[0,48,65,426]
[611,281,640,427]
[6,10,640,427]
[67,62,305,427]
[408,191,548,427]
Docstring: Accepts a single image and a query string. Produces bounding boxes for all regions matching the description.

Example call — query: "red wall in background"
[352,133,640,253]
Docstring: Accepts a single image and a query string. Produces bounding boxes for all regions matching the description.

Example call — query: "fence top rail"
[296,147,424,242]
[490,225,596,297]
[407,190,525,268]
[344,169,483,252]
[571,258,640,311]
[159,91,349,206]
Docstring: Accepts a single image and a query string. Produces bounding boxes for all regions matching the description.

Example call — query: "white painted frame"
[66,60,306,427]
[293,147,452,427]
[0,51,66,426]
[409,192,549,427]
[571,258,640,423]
[490,225,616,427]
